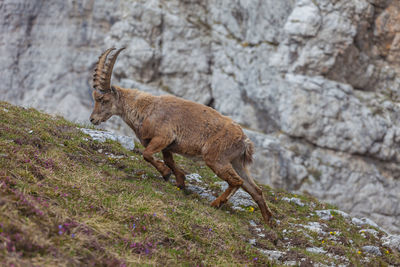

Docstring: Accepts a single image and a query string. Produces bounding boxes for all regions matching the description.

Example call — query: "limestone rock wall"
[1,0,400,233]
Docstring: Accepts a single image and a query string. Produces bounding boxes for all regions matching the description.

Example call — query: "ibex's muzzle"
[89,116,100,125]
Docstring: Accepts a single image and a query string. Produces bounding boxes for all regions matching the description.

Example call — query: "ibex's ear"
[111,86,119,100]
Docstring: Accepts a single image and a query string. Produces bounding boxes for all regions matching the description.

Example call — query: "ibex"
[90,47,273,225]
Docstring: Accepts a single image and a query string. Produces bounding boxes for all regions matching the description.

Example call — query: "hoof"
[211,199,222,208]
[211,202,220,208]
[176,183,185,189]
[265,217,276,228]
[262,213,274,227]
[162,172,172,181]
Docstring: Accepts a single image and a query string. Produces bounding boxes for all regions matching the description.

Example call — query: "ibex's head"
[90,47,125,125]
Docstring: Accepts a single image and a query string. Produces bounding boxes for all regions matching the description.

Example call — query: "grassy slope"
[0,101,399,266]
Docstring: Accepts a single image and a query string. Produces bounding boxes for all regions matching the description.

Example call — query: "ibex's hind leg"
[142,137,172,180]
[232,159,273,224]
[205,161,243,208]
[162,150,186,188]
[241,180,272,224]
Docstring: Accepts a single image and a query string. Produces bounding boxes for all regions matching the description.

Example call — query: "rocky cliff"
[1,0,400,233]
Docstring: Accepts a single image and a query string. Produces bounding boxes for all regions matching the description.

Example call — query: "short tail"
[243,137,255,166]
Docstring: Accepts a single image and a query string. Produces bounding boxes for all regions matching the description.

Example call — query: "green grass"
[0,101,399,266]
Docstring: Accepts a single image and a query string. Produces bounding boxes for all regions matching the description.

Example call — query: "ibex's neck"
[117,87,155,133]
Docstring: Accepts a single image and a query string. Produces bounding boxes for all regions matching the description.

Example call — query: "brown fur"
[89,48,273,225]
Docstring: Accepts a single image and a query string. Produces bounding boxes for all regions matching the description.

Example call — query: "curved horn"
[93,47,115,93]
[102,47,126,92]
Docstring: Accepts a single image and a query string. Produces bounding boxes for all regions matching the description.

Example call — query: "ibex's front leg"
[142,137,172,181]
[162,151,186,189]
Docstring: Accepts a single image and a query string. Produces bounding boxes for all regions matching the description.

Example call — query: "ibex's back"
[136,94,244,155]
[89,48,273,225]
